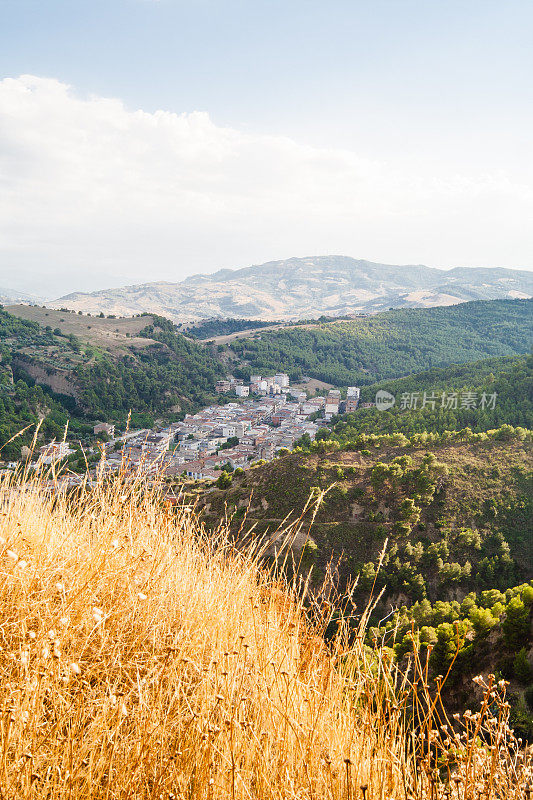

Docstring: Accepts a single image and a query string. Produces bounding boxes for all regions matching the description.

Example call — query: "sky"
[1,0,532,298]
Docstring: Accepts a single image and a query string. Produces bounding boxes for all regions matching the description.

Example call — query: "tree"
[502,596,530,650]
[216,471,232,489]
[431,622,467,674]
[469,606,497,637]
[513,648,533,684]
[220,436,239,450]
[294,432,311,449]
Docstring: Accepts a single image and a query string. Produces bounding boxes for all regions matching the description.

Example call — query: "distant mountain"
[0,286,43,306]
[51,256,533,321]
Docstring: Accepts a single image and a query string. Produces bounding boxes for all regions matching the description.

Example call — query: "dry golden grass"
[0,468,530,798]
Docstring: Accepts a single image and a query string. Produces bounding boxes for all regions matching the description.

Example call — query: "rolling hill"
[197,427,533,733]
[199,430,533,609]
[0,286,43,305]
[0,307,224,457]
[50,256,533,321]
[228,298,533,386]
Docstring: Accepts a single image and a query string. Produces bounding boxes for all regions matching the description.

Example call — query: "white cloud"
[0,74,531,296]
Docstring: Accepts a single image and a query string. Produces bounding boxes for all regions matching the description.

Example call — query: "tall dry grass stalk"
[0,468,530,798]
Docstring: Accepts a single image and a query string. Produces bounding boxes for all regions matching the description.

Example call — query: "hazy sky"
[1,0,532,297]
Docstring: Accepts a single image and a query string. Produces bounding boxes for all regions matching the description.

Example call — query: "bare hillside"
[50,256,533,321]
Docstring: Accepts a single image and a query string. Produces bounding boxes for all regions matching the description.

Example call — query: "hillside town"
[15,374,361,486]
[99,375,361,480]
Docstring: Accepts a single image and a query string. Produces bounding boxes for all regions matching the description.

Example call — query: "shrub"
[502,596,530,649]
[216,471,233,489]
[513,648,533,684]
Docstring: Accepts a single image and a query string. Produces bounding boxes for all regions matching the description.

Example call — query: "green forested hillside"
[200,428,532,607]
[359,354,525,399]
[76,315,223,418]
[0,377,94,460]
[229,299,532,385]
[0,309,94,457]
[187,318,281,339]
[327,354,533,439]
[198,427,533,734]
[0,308,224,457]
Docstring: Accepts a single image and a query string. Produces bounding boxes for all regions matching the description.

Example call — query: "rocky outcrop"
[13,357,79,400]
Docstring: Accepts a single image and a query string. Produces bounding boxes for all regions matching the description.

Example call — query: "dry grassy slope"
[6,304,157,354]
[0,472,525,797]
[199,439,533,599]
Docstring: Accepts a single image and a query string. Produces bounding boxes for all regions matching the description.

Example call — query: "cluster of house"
[16,383,361,485]
[99,389,346,479]
[215,373,361,418]
[215,373,293,398]
[324,386,361,420]
[35,421,117,465]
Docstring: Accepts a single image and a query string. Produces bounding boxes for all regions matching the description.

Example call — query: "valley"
[4,3,533,792]
[1,285,532,785]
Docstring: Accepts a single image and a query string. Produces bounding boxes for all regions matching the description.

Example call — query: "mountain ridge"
[0,286,44,305]
[50,256,533,321]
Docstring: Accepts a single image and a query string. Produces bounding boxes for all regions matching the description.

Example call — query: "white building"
[235,385,249,397]
[144,432,173,452]
[347,386,360,399]
[273,373,290,388]
[94,422,115,437]
[222,422,245,439]
[39,442,75,464]
[324,402,339,421]
[180,439,201,452]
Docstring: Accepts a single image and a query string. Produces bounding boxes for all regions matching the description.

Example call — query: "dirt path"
[199,320,337,345]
